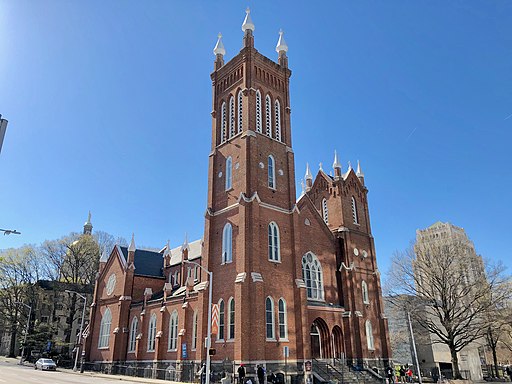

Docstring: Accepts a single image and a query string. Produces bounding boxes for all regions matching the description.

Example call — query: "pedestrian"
[386,366,395,384]
[406,367,413,383]
[257,365,265,384]
[238,364,246,384]
[506,366,512,382]
[198,363,206,384]
[399,366,406,384]
[268,370,277,384]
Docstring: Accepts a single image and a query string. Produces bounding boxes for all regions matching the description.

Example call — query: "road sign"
[304,361,312,372]
[211,304,219,335]
[209,348,216,356]
[283,346,289,358]
[182,343,188,358]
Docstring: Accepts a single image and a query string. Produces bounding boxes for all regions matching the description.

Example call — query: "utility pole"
[14,302,32,365]
[0,115,7,155]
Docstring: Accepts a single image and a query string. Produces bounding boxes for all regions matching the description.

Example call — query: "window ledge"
[226,339,235,343]
[268,259,281,264]
[278,338,289,342]
[225,187,234,192]
[221,261,233,265]
[98,347,109,350]
[167,349,177,352]
[266,338,277,342]
[215,340,225,343]
[147,349,155,353]
[127,350,135,354]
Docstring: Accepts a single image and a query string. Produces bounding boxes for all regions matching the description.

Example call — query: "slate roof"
[119,247,165,278]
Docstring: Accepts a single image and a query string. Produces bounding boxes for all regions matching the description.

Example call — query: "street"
[0,361,159,384]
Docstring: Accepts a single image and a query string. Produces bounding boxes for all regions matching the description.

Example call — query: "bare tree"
[387,242,511,379]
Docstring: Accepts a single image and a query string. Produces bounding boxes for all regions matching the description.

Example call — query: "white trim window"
[221,101,227,143]
[237,90,243,133]
[128,316,138,352]
[366,320,375,350]
[218,299,225,340]
[256,90,262,133]
[168,310,178,351]
[266,297,275,339]
[322,198,329,224]
[98,308,112,349]
[362,280,369,304]
[265,94,272,137]
[229,95,235,138]
[302,252,324,300]
[268,155,276,189]
[192,310,198,350]
[278,298,288,340]
[351,196,359,224]
[268,222,280,262]
[275,99,281,141]
[225,156,233,190]
[222,223,233,263]
[228,297,235,339]
[147,313,157,352]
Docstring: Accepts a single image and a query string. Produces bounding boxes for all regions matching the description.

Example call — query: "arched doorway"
[310,318,330,359]
[332,325,343,359]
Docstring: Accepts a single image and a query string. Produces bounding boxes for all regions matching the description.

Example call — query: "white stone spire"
[275,29,288,53]
[213,33,226,56]
[305,163,313,180]
[241,7,255,32]
[164,239,171,257]
[100,247,109,263]
[182,233,190,252]
[128,233,136,252]
[85,211,92,225]
[356,160,364,177]
[332,150,341,169]
[347,161,352,171]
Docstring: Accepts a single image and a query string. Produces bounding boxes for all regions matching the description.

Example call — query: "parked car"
[34,358,57,371]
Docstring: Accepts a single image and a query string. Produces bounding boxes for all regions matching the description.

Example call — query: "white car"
[34,358,57,371]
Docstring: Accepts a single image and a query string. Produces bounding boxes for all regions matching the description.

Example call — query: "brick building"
[86,10,391,381]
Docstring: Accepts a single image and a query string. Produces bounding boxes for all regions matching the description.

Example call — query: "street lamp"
[65,290,87,372]
[14,301,32,365]
[406,309,423,384]
[183,260,213,384]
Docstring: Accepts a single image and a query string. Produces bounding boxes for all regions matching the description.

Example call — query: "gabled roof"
[169,239,202,266]
[120,247,164,278]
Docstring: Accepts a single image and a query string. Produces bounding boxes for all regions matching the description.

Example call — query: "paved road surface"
[0,361,139,384]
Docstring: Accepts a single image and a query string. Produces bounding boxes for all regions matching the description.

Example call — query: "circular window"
[106,274,117,296]
[362,250,368,258]
[353,248,359,257]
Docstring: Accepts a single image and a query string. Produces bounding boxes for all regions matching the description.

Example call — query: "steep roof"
[169,239,202,266]
[119,247,164,278]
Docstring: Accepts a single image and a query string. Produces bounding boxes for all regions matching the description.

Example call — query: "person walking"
[386,366,395,384]
[399,366,406,384]
[406,367,413,383]
[257,365,265,384]
[238,364,246,384]
[506,366,512,382]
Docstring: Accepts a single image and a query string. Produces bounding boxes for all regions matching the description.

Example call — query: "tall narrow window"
[221,102,227,143]
[222,223,232,263]
[322,198,329,224]
[256,90,262,133]
[366,320,374,350]
[229,96,235,138]
[362,280,369,304]
[98,308,112,349]
[128,316,138,352]
[147,313,157,352]
[168,311,178,351]
[275,99,281,141]
[278,298,288,340]
[237,90,243,133]
[265,297,275,339]
[268,222,280,262]
[225,156,232,190]
[192,310,198,350]
[351,196,359,224]
[268,155,275,189]
[228,297,235,339]
[265,94,272,137]
[218,299,225,340]
[302,252,324,300]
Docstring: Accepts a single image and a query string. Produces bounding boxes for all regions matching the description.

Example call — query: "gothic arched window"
[268,155,276,189]
[362,280,369,304]
[229,95,235,138]
[221,101,227,143]
[352,196,359,224]
[168,310,178,351]
[237,90,243,133]
[265,94,272,137]
[98,308,112,349]
[278,298,288,340]
[366,320,375,350]
[222,223,232,263]
[302,252,324,300]
[322,198,329,224]
[147,313,157,352]
[128,316,138,352]
[275,99,281,141]
[228,297,235,339]
[225,156,232,190]
[192,310,198,350]
[256,90,262,133]
[268,222,280,262]
[265,297,275,339]
[218,299,225,340]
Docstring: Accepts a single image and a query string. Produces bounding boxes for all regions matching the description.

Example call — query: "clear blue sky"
[1,1,511,273]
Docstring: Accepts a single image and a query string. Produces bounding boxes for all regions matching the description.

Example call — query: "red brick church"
[86,9,391,382]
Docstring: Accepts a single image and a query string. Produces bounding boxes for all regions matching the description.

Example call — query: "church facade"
[86,10,391,381]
